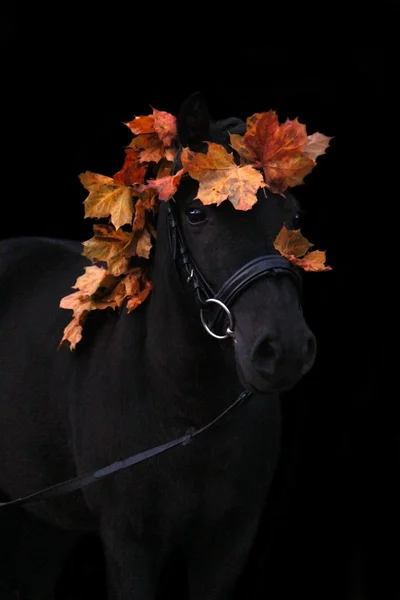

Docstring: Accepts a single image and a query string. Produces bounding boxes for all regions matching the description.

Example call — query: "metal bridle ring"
[199,298,235,340]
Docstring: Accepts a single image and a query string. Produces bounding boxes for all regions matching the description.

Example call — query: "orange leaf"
[273,225,332,272]
[165,146,178,162]
[229,133,254,164]
[82,224,134,276]
[72,264,110,296]
[126,276,152,313]
[80,171,134,230]
[136,168,185,201]
[103,267,151,312]
[181,143,265,210]
[59,265,120,350]
[133,190,158,232]
[243,111,315,194]
[266,154,318,193]
[125,114,155,135]
[157,161,173,178]
[125,108,177,147]
[135,227,152,259]
[274,225,313,257]
[59,263,153,350]
[113,149,147,186]
[304,132,333,161]
[292,250,332,272]
[59,297,91,350]
[128,134,165,164]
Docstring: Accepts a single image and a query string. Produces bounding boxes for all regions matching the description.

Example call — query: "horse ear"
[176,91,211,148]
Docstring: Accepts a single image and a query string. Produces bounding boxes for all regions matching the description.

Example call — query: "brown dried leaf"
[82,224,134,276]
[105,268,152,313]
[304,132,333,161]
[181,143,265,210]
[243,111,315,194]
[273,225,332,272]
[274,225,313,257]
[80,171,134,230]
[125,114,155,135]
[59,297,91,350]
[73,265,110,296]
[135,227,152,259]
[292,250,333,272]
[128,134,165,164]
[126,274,152,313]
[132,190,158,232]
[125,108,177,147]
[229,133,254,164]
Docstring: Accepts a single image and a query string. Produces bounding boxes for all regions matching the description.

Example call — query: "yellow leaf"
[82,224,134,276]
[181,142,265,210]
[80,171,134,230]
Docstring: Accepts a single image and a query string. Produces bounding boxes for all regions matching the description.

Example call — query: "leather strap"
[0,390,252,509]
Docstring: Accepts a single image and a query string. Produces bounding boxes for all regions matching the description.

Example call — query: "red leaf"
[113,149,147,186]
[136,168,185,201]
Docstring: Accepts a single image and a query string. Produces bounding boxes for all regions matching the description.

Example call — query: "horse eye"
[292,213,301,229]
[185,207,207,225]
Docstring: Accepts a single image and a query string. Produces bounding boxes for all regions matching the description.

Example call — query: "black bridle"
[167,199,302,340]
[0,177,302,510]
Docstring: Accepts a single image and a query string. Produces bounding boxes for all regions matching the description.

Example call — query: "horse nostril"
[255,338,276,362]
[251,337,278,375]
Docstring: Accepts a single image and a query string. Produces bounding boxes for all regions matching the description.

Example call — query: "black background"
[1,5,394,600]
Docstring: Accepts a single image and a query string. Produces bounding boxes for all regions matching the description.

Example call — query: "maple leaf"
[128,134,165,164]
[181,143,265,210]
[59,265,119,350]
[133,190,158,232]
[73,264,111,296]
[59,295,92,350]
[135,227,152,259]
[82,224,134,276]
[80,171,134,230]
[136,168,185,201]
[59,263,153,350]
[273,225,332,272]
[152,109,177,146]
[125,108,177,146]
[157,161,173,178]
[165,146,178,162]
[242,111,315,194]
[113,149,147,186]
[125,114,155,135]
[293,250,333,272]
[304,132,333,161]
[229,133,254,164]
[106,268,152,313]
[126,275,152,313]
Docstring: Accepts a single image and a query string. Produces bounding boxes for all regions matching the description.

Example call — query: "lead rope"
[0,390,252,509]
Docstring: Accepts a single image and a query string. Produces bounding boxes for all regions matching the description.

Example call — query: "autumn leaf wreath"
[60,108,332,350]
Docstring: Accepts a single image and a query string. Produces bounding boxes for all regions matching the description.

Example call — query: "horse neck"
[143,209,242,424]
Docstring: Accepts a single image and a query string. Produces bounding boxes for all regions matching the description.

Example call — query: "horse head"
[159,92,318,394]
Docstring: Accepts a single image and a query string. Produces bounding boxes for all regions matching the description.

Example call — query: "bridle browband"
[0,147,303,510]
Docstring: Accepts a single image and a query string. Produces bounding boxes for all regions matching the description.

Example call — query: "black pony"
[0,94,317,599]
